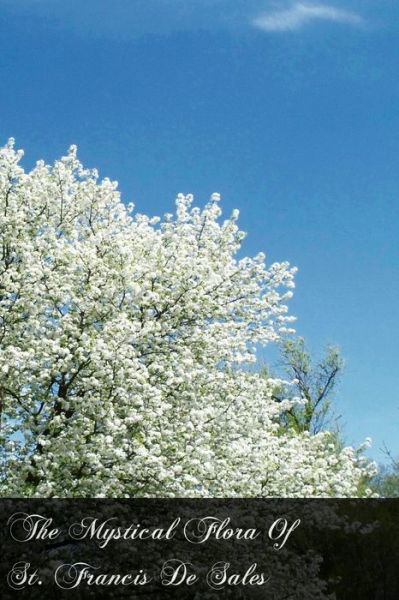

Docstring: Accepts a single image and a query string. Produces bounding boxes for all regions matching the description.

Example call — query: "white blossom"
[0,140,375,497]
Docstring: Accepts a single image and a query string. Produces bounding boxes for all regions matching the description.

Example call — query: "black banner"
[1,499,398,598]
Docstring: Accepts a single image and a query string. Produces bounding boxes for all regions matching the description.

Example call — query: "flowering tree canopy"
[0,140,374,497]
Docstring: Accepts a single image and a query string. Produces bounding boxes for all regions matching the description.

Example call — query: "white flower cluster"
[0,140,375,497]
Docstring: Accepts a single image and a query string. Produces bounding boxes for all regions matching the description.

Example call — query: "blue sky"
[1,1,398,463]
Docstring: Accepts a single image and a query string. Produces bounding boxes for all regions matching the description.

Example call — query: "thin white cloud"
[253,2,364,32]
[3,0,367,39]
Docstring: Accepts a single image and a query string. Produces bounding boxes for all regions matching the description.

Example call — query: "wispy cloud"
[3,0,367,39]
[252,2,364,32]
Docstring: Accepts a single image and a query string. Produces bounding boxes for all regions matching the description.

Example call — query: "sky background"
[0,0,398,463]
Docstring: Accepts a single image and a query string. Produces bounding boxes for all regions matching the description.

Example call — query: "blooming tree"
[0,140,374,497]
